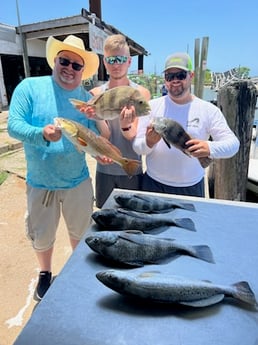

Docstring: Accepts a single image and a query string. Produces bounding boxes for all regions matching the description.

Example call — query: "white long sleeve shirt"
[133,95,240,187]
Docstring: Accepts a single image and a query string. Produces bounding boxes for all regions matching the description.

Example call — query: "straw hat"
[46,35,99,80]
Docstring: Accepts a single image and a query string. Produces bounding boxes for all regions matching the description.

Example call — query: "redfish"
[55,117,140,176]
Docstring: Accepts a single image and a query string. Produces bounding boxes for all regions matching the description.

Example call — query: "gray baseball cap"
[164,52,193,72]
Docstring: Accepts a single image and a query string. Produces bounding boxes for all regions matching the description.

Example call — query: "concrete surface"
[0,110,98,345]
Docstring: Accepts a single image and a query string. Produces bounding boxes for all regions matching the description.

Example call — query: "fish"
[85,230,214,266]
[96,270,257,308]
[114,192,196,213]
[69,85,151,120]
[55,117,140,176]
[152,117,212,168]
[91,208,196,232]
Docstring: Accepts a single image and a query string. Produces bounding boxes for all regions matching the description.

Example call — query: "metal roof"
[19,8,149,57]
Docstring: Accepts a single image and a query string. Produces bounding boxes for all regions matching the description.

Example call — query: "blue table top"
[14,189,258,345]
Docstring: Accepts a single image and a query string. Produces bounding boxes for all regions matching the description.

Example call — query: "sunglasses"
[105,56,128,65]
[58,57,84,71]
[165,71,188,81]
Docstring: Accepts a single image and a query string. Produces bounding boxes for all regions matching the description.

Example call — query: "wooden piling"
[208,80,257,201]
[194,37,209,98]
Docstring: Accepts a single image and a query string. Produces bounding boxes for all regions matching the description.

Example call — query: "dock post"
[208,80,257,201]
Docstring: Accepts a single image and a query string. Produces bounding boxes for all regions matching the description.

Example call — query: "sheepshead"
[152,117,212,168]
[114,192,196,213]
[91,208,196,232]
[96,270,257,308]
[55,117,140,176]
[85,230,214,266]
[69,85,151,120]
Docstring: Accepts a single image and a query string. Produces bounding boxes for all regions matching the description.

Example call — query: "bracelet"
[121,126,132,132]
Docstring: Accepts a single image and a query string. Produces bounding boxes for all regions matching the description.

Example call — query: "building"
[0,7,149,108]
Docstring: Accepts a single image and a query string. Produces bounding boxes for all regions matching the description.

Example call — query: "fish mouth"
[54,117,62,128]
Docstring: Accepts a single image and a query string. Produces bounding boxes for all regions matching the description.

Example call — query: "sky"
[1,0,258,76]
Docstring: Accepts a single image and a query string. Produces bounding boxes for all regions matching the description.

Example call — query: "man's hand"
[78,105,97,119]
[146,125,162,148]
[43,125,62,142]
[95,156,113,165]
[185,139,210,157]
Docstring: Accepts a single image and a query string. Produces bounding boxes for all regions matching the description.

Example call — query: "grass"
[0,170,8,185]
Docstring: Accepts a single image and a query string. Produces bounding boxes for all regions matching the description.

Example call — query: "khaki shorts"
[25,178,94,251]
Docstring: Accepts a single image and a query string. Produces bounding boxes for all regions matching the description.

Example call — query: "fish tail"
[120,159,141,176]
[190,245,215,263]
[232,281,257,306]
[173,218,196,231]
[198,157,213,168]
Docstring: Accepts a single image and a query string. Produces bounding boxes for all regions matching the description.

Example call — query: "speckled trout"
[55,117,140,176]
[85,230,214,266]
[69,85,151,120]
[152,117,212,168]
[96,270,257,308]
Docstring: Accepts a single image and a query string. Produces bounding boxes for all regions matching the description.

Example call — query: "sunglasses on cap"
[105,56,128,65]
[165,70,188,82]
[58,57,84,71]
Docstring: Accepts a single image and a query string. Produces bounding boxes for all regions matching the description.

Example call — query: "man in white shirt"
[133,52,240,197]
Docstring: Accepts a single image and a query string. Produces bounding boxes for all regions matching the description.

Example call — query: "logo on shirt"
[187,117,200,128]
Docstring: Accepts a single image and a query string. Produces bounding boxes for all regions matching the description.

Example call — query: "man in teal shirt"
[8,35,99,300]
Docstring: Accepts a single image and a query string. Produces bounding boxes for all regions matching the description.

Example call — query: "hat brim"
[163,65,190,72]
[46,36,99,80]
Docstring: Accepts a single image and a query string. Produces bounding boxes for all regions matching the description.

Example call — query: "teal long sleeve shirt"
[8,76,99,189]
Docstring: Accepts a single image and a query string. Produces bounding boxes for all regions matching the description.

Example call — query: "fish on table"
[85,230,214,266]
[55,117,140,176]
[152,117,212,168]
[91,208,196,232]
[96,270,257,308]
[114,192,196,213]
[69,85,151,120]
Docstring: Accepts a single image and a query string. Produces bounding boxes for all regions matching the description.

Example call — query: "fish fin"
[143,226,172,234]
[86,93,104,105]
[173,218,196,231]
[123,230,144,235]
[180,294,225,307]
[190,245,215,263]
[123,261,144,267]
[77,136,88,147]
[162,137,171,149]
[198,157,213,168]
[120,158,141,176]
[138,271,161,278]
[179,203,196,212]
[69,98,87,109]
[232,281,257,306]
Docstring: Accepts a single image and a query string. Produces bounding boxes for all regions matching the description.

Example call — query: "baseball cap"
[163,52,193,72]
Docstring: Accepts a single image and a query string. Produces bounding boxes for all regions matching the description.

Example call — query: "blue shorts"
[141,173,205,198]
